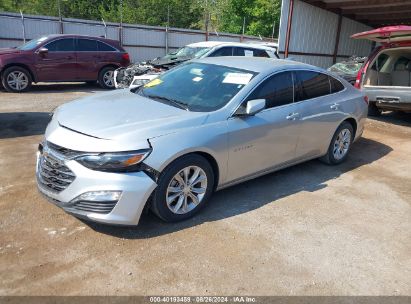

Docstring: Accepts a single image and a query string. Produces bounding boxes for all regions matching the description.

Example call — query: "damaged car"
[114,41,279,89]
[327,56,367,85]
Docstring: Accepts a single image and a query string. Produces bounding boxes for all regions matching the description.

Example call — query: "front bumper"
[36,151,157,226]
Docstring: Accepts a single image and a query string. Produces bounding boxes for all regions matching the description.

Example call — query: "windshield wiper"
[145,94,189,111]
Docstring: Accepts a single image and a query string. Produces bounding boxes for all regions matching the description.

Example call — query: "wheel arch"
[1,63,36,82]
[343,117,357,138]
[156,149,221,191]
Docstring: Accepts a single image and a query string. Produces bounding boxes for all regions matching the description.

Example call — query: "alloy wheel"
[333,128,351,160]
[7,71,28,91]
[103,70,114,88]
[166,166,208,214]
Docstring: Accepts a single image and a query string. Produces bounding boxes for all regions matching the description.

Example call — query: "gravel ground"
[0,83,410,296]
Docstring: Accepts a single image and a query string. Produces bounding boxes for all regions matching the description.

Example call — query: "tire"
[368,102,381,117]
[320,121,354,165]
[151,154,215,222]
[1,66,32,92]
[98,66,116,89]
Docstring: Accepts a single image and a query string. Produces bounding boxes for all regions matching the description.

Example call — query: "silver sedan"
[36,57,368,225]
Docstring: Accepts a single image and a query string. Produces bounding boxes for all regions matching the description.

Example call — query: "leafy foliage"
[0,0,280,37]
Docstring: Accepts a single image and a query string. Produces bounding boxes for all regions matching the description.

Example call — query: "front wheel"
[98,67,115,89]
[1,66,32,92]
[320,122,354,165]
[151,155,215,222]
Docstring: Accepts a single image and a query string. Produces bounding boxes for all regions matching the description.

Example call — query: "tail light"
[354,67,363,89]
[122,53,130,62]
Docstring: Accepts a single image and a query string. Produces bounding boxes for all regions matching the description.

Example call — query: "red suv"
[0,34,130,92]
[351,26,411,115]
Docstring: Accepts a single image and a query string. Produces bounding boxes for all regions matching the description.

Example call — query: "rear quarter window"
[329,76,345,93]
[97,41,116,52]
[295,71,330,101]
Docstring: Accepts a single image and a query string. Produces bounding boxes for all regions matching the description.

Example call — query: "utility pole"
[58,0,63,34]
[204,0,209,41]
[241,17,245,42]
[271,21,276,41]
[119,0,123,46]
[20,10,26,43]
[165,5,170,54]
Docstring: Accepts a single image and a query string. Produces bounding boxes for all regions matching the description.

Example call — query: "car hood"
[149,56,192,68]
[0,48,20,55]
[55,89,208,140]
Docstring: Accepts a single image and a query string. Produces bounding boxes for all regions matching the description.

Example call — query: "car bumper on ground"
[35,151,157,226]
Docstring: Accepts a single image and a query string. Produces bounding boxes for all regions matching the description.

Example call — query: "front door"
[34,38,77,81]
[226,71,302,182]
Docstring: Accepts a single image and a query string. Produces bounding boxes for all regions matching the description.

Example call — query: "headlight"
[132,78,150,87]
[76,149,151,172]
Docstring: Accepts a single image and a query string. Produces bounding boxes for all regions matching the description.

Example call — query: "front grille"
[72,201,117,214]
[37,151,76,193]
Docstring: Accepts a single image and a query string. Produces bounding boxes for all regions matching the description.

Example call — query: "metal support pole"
[165,5,169,54]
[333,12,343,64]
[271,21,276,41]
[284,0,294,58]
[241,17,245,42]
[102,18,107,38]
[58,0,63,34]
[119,0,123,46]
[20,10,26,43]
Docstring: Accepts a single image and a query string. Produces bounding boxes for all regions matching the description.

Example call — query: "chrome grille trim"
[72,201,117,214]
[37,142,76,194]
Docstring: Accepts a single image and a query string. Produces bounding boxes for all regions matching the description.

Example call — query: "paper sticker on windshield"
[192,76,202,82]
[244,50,254,57]
[223,73,253,85]
[144,78,163,88]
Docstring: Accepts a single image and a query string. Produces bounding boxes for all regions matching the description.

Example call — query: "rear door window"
[247,71,294,109]
[44,38,75,52]
[209,47,233,57]
[77,39,98,52]
[371,54,389,71]
[295,71,331,101]
[234,47,255,57]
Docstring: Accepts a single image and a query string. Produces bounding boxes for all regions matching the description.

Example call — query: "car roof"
[187,41,275,51]
[192,57,322,74]
[39,34,119,44]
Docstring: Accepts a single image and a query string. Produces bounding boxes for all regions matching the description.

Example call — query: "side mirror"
[38,47,48,55]
[235,99,266,117]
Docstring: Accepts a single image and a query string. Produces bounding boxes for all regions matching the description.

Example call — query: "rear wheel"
[151,155,215,222]
[1,66,32,92]
[368,102,382,117]
[320,122,354,165]
[98,67,115,89]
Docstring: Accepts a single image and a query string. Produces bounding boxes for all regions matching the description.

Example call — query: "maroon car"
[0,34,130,92]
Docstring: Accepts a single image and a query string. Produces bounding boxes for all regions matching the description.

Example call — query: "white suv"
[114,41,279,89]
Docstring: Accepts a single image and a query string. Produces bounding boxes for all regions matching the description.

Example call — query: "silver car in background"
[36,57,368,225]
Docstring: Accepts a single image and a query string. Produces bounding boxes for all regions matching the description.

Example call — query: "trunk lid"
[351,26,411,43]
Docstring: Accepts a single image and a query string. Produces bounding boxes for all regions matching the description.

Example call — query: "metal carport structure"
[278,0,411,68]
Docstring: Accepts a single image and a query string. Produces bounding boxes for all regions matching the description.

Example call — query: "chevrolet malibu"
[36,57,368,225]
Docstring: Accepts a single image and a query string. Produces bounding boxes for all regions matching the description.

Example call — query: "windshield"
[17,36,49,50]
[137,62,257,112]
[174,46,211,58]
[328,62,363,75]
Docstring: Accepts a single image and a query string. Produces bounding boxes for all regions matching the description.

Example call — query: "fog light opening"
[71,191,122,203]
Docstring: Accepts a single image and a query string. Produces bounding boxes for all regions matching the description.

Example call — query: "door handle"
[330,103,339,110]
[286,112,299,120]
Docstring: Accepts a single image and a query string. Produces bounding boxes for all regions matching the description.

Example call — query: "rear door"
[226,71,302,182]
[34,38,76,81]
[294,71,347,158]
[75,38,100,80]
